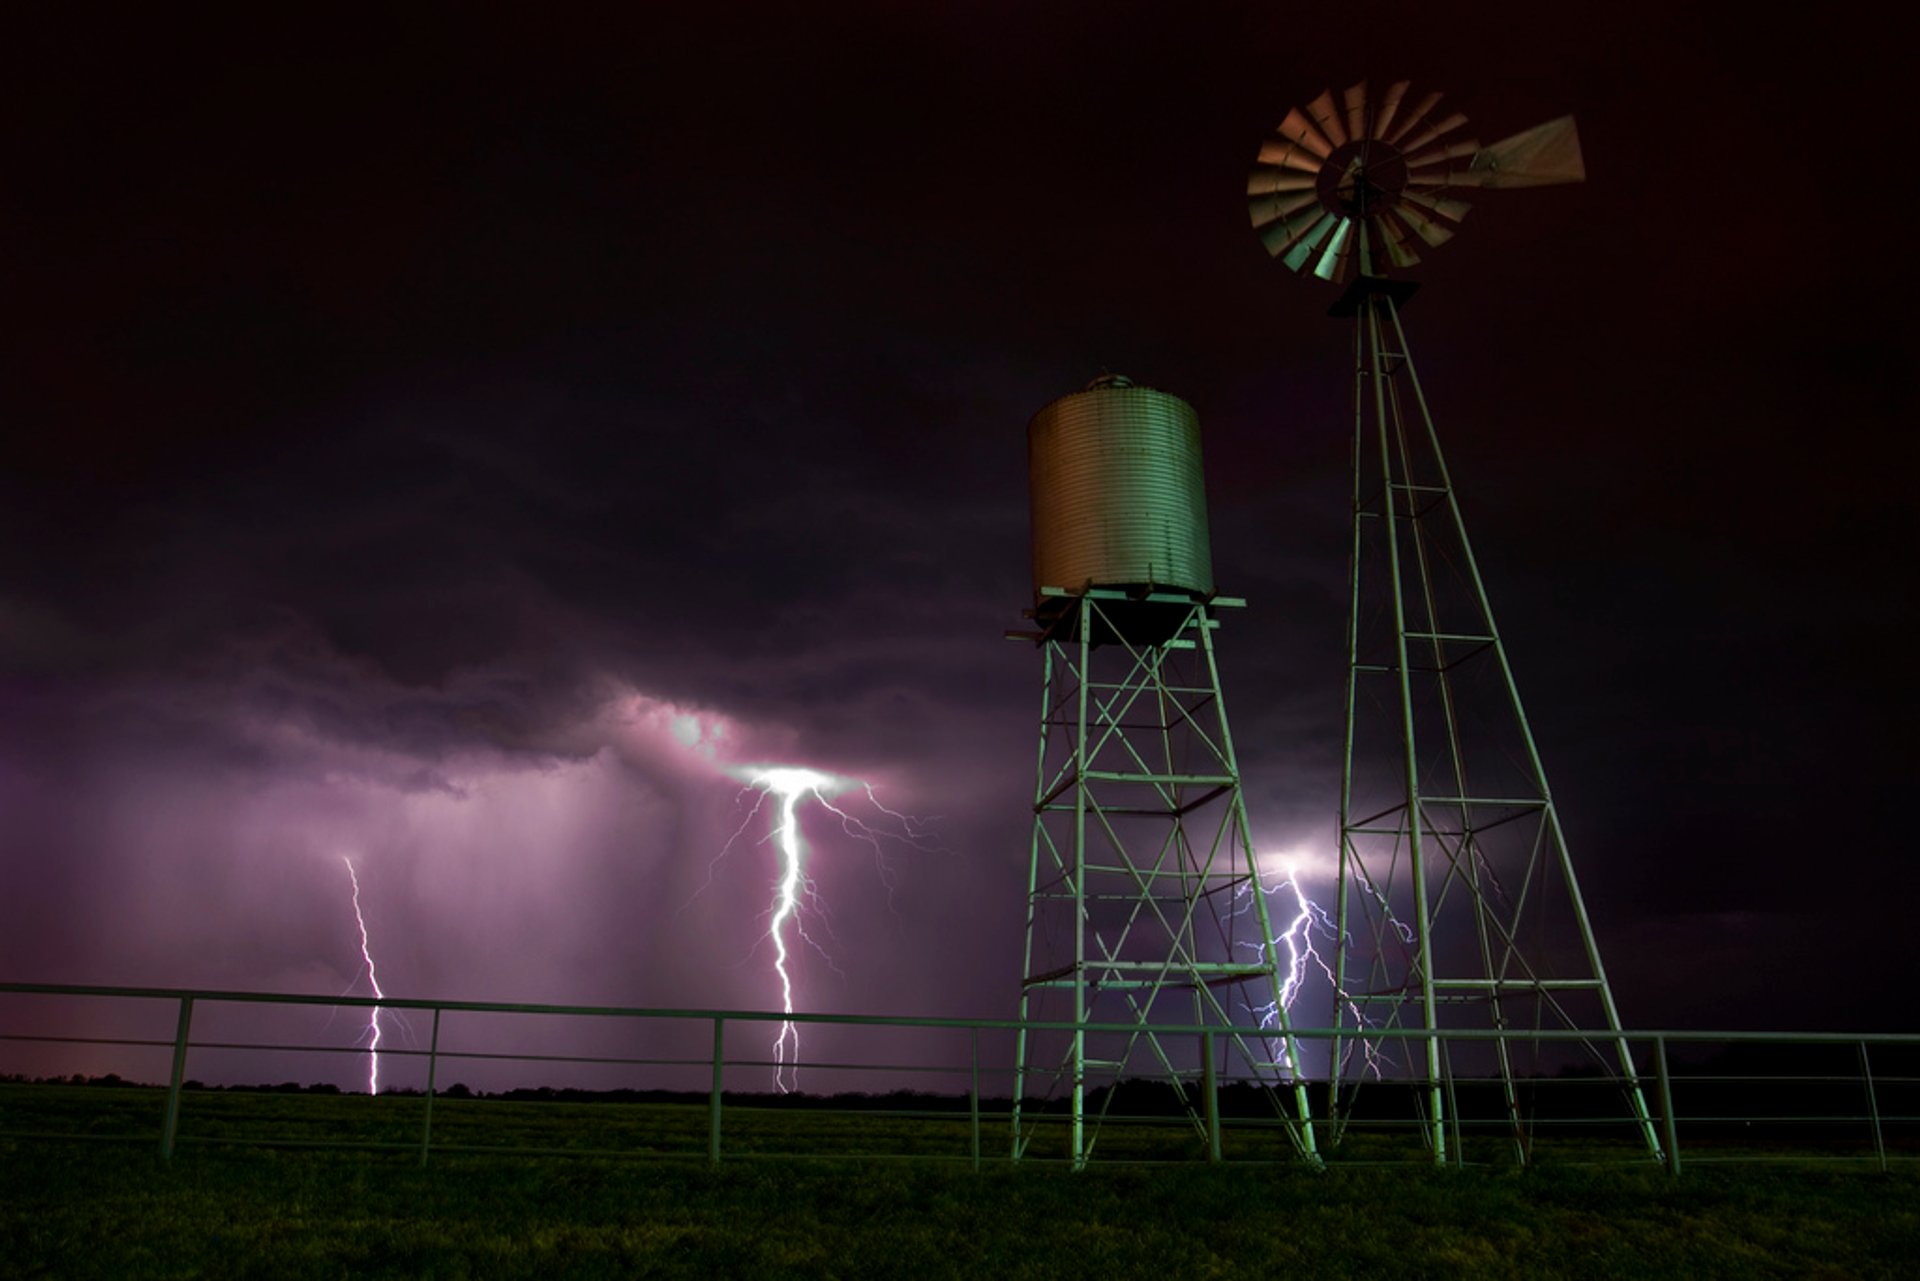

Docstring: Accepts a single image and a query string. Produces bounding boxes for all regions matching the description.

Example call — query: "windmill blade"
[1406,167,1490,191]
[1257,137,1327,175]
[1376,210,1423,269]
[1400,190,1474,224]
[1307,88,1348,147]
[1276,106,1334,159]
[1470,115,1586,187]
[1383,90,1443,145]
[1255,202,1326,254]
[1248,188,1321,229]
[1263,206,1335,259]
[1398,110,1470,155]
[1313,219,1355,281]
[1371,80,1410,140]
[1342,81,1369,144]
[1281,211,1340,272]
[1406,150,1490,192]
[1247,167,1319,196]
[1394,198,1462,248]
[1405,136,1481,169]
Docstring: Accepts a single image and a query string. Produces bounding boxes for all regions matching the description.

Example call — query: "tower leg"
[1014,592,1320,1165]
[1333,287,1662,1165]
[1012,644,1054,1160]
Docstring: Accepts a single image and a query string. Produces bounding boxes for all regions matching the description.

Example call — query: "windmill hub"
[1319,141,1408,219]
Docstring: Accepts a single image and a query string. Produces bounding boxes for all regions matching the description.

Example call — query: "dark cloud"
[2,3,1912,1084]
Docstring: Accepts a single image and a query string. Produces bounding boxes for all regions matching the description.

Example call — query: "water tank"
[1028,375,1215,603]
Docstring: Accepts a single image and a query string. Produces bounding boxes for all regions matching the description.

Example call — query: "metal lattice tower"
[1330,279,1660,1163]
[1009,377,1318,1167]
[1249,81,1662,1164]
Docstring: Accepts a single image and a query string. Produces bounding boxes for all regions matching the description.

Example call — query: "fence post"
[1859,1041,1887,1174]
[419,1007,442,1167]
[1441,1037,1465,1168]
[708,1017,725,1165]
[969,1027,981,1172]
[1652,1036,1681,1177]
[159,995,194,1163]
[1202,1031,1221,1163]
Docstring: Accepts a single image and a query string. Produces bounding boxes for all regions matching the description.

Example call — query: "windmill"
[1249,81,1662,1166]
[1249,81,1585,282]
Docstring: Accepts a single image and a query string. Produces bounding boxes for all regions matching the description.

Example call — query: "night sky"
[4,3,1913,1068]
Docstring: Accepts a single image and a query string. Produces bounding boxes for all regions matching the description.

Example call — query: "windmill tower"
[1248,81,1662,1165]
[1009,375,1319,1167]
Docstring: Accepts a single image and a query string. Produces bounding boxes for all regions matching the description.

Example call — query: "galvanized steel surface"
[1027,380,1214,600]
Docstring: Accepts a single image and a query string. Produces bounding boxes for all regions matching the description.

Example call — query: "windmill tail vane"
[1248,80,1584,283]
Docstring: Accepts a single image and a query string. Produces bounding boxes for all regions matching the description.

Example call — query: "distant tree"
[443,1083,473,1099]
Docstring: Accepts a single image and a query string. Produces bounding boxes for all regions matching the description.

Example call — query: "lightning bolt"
[740,767,838,1094]
[1270,858,1340,1013]
[341,856,385,1095]
[727,765,936,1093]
[1237,853,1391,1080]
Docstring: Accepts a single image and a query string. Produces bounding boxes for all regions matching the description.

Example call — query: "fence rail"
[2,982,1915,1172]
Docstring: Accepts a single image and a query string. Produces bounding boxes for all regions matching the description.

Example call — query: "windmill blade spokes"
[1307,89,1348,147]
[1255,135,1326,174]
[1251,204,1328,253]
[1396,193,1469,247]
[1248,188,1321,229]
[1342,81,1370,145]
[1405,136,1481,170]
[1394,206,1455,248]
[1256,203,1329,256]
[1281,211,1340,272]
[1277,106,1334,159]
[1401,190,1473,224]
[1382,90,1443,146]
[1257,217,1315,258]
[1313,219,1355,281]
[1247,167,1319,196]
[1397,110,1471,156]
[1406,168,1490,191]
[1376,210,1423,269]
[1470,115,1586,187]
[1371,81,1410,141]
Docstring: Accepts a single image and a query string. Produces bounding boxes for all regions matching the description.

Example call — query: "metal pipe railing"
[3,982,1916,1172]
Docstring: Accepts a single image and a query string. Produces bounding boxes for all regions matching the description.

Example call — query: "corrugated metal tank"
[1028,375,1214,601]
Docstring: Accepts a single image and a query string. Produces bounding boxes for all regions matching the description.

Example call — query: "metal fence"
[2,982,1914,1172]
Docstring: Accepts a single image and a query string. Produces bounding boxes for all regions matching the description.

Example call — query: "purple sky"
[3,3,1913,1082]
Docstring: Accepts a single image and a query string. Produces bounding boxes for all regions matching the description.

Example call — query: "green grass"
[4,1085,1918,1278]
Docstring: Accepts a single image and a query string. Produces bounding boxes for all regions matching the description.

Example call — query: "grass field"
[5,1084,1918,1278]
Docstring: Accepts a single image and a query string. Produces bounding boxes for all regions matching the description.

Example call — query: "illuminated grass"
[3,1085,1917,1277]
[6,1140,1918,1278]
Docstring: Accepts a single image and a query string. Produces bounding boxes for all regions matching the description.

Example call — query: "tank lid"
[1083,373,1139,392]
